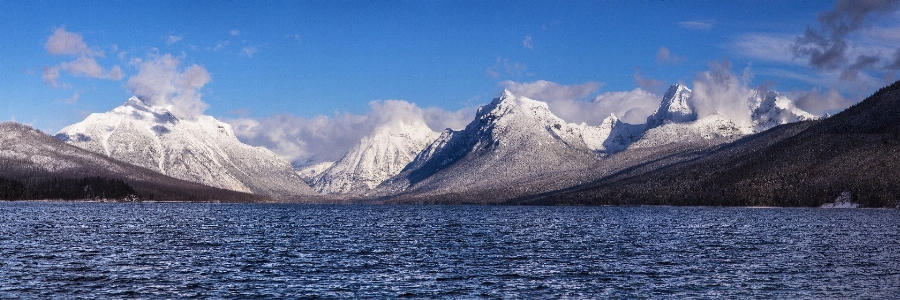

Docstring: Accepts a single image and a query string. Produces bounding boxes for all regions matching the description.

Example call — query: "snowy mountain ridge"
[633,84,817,149]
[56,96,314,199]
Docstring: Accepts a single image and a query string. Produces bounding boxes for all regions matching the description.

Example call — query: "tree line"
[0,176,138,201]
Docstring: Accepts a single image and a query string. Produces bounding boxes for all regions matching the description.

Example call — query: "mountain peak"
[647,84,696,128]
[56,97,315,198]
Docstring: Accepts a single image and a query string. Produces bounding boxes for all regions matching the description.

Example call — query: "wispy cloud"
[64,92,79,105]
[486,58,530,78]
[166,35,183,45]
[678,21,713,30]
[523,35,533,49]
[730,33,798,64]
[213,41,230,51]
[241,47,258,58]
[655,47,686,65]
[230,29,240,36]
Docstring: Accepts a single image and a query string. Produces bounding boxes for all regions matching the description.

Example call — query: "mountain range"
[4,80,898,207]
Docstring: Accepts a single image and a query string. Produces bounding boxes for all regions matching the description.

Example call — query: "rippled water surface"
[1,203,898,298]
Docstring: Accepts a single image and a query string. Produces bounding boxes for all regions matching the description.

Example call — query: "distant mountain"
[56,97,315,199]
[373,90,614,199]
[523,80,900,207]
[310,118,439,194]
[0,122,270,202]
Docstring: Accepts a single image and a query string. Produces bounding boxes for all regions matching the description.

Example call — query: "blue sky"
[2,0,899,163]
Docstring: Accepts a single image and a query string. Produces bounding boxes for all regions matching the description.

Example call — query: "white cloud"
[241,47,258,58]
[656,47,686,65]
[166,35,183,45]
[689,59,755,126]
[501,80,600,101]
[213,41,230,51]
[126,54,211,120]
[42,28,123,88]
[678,21,713,30]
[58,57,123,80]
[501,80,659,124]
[230,29,240,36]
[523,35,533,49]
[789,86,855,116]
[227,100,474,164]
[730,33,798,64]
[45,27,103,57]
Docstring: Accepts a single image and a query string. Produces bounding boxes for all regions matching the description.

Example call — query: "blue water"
[0,203,898,298]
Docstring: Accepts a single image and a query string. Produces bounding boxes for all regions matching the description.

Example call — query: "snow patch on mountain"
[56,96,314,198]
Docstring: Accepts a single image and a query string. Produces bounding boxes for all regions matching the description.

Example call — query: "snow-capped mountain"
[375,90,608,195]
[56,97,315,199]
[0,122,270,202]
[311,118,439,194]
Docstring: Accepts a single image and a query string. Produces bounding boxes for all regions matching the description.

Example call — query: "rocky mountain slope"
[372,90,616,199]
[0,122,270,202]
[56,97,314,200]
[522,80,900,207]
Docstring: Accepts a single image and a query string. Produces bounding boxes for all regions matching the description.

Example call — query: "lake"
[1,202,898,298]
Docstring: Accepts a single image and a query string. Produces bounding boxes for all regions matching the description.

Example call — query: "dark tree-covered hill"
[518,80,900,207]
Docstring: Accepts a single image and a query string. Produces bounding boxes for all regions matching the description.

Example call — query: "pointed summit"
[646,84,696,128]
